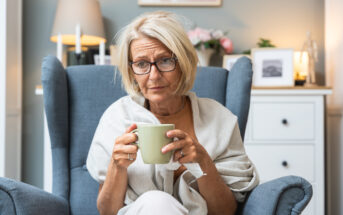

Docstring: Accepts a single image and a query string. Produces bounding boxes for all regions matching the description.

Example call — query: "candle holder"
[67,47,93,66]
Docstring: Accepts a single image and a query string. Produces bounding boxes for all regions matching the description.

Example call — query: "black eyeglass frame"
[129,57,178,75]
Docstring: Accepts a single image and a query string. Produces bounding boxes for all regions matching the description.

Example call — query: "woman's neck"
[148,96,185,116]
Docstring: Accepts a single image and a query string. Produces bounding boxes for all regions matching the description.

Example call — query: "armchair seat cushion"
[0,177,69,215]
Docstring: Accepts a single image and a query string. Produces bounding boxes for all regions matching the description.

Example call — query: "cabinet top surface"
[251,86,332,95]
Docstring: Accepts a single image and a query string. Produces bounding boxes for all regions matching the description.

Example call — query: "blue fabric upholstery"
[192,57,252,138]
[0,177,69,215]
[226,57,252,138]
[0,55,312,215]
[242,175,313,215]
[66,65,126,215]
[192,66,228,104]
[41,57,70,200]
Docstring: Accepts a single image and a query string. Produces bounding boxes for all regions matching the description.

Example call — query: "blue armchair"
[0,56,312,215]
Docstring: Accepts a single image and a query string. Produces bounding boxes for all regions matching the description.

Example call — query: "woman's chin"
[146,94,171,104]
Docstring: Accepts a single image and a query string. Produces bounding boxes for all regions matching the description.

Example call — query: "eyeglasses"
[129,57,178,75]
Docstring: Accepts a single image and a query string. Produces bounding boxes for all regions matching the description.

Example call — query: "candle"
[99,40,105,65]
[294,51,309,80]
[75,24,81,54]
[57,33,63,62]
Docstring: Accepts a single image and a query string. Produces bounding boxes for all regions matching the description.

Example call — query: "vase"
[196,49,215,66]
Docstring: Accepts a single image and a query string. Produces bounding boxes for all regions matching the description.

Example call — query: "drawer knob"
[281,119,288,125]
[282,161,288,167]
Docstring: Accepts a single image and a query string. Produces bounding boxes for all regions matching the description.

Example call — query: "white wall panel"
[0,0,22,180]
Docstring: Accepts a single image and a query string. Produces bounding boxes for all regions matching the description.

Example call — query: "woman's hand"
[112,124,138,170]
[161,129,211,167]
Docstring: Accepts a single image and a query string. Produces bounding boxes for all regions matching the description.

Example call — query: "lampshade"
[50,0,106,46]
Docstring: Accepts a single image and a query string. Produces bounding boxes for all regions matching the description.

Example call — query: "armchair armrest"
[241,175,312,215]
[0,177,69,215]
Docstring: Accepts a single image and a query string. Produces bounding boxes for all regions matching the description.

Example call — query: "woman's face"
[130,37,181,104]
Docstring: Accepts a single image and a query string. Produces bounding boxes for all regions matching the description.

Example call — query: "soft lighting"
[50,0,106,64]
[294,51,309,80]
[50,35,106,46]
[50,0,106,46]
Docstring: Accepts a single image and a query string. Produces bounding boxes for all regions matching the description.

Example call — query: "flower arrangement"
[187,27,233,54]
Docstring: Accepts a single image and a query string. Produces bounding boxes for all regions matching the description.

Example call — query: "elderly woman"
[86,11,258,215]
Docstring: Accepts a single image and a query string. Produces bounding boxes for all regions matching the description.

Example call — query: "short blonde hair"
[114,11,198,96]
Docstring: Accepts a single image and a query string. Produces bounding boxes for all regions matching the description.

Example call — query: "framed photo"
[252,48,294,87]
[138,0,221,6]
[223,54,250,71]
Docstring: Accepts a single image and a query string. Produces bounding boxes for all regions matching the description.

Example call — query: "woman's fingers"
[166,129,187,139]
[125,123,137,133]
[113,144,138,154]
[112,124,139,168]
[115,132,138,145]
[173,147,196,163]
[161,139,187,154]
[112,152,137,161]
[112,144,138,167]
[173,149,184,161]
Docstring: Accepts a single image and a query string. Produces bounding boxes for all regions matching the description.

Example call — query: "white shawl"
[86,92,259,215]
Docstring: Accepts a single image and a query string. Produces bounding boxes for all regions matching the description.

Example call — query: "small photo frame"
[223,54,250,71]
[252,48,294,87]
[138,0,221,6]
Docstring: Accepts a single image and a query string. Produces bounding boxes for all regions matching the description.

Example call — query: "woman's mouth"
[150,86,165,90]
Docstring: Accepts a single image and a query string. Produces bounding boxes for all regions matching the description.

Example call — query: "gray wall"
[22,0,325,188]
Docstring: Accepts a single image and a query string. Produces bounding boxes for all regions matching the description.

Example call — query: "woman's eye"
[161,58,172,64]
[137,61,148,68]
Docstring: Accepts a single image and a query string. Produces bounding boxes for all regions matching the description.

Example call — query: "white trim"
[43,111,52,192]
[0,0,22,180]
[36,87,52,192]
[0,0,7,177]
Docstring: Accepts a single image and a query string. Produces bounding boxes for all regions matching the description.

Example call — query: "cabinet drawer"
[245,145,314,182]
[250,102,315,141]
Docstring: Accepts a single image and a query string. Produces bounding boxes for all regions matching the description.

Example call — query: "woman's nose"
[149,64,162,80]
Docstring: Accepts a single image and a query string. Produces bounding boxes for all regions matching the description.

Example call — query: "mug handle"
[130,129,139,147]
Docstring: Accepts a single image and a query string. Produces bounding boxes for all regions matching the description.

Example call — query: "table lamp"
[50,0,106,65]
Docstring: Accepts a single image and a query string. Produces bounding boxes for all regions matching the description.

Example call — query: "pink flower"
[188,27,211,43]
[187,27,234,53]
[220,37,233,54]
[211,29,224,39]
[187,30,201,45]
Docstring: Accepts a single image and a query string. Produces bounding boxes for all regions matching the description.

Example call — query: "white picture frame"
[138,0,221,6]
[223,54,250,71]
[252,48,294,87]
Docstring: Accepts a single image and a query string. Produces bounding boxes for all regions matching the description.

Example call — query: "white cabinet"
[244,88,332,215]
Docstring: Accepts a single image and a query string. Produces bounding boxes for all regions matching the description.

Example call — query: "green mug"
[131,124,175,164]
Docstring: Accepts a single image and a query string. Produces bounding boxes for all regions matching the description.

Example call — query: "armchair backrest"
[41,56,252,215]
